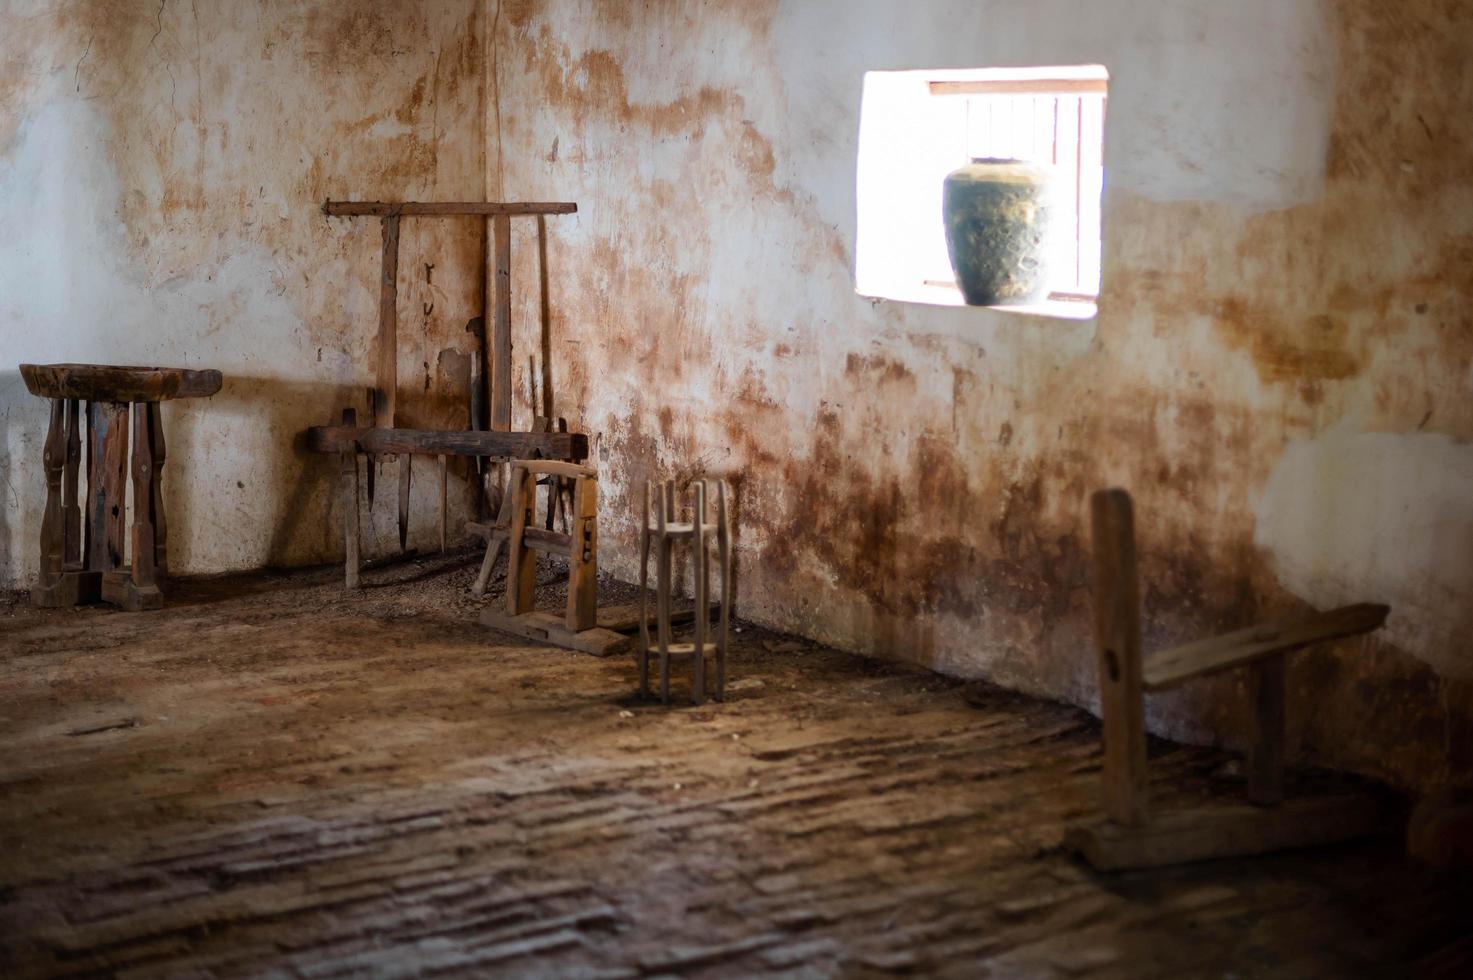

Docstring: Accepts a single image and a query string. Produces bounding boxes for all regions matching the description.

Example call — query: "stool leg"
[638,481,652,699]
[658,536,673,704]
[340,408,361,590]
[716,480,730,701]
[127,401,161,610]
[147,402,167,580]
[63,398,82,569]
[566,475,597,632]
[507,465,536,616]
[691,482,707,705]
[34,399,66,605]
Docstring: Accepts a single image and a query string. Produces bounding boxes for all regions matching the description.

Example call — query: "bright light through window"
[856,65,1108,318]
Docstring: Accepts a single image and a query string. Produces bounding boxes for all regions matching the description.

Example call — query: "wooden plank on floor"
[1065,793,1394,871]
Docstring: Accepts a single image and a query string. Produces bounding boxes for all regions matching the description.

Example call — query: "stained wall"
[489,0,1473,791]
[0,0,488,580]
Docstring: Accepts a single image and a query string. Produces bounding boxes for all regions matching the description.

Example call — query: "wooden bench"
[1065,488,1392,870]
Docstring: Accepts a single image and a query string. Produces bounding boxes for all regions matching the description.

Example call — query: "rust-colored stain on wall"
[493,0,1473,793]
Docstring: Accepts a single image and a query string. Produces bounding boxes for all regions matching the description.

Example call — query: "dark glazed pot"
[942,157,1055,306]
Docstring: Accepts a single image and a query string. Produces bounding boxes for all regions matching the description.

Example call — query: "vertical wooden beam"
[88,402,129,573]
[63,398,82,567]
[147,402,167,579]
[491,213,512,431]
[506,464,536,615]
[1090,488,1149,827]
[1247,653,1287,805]
[566,472,597,632]
[376,214,401,428]
[341,408,361,590]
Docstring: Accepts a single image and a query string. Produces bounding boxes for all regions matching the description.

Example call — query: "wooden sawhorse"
[479,460,629,656]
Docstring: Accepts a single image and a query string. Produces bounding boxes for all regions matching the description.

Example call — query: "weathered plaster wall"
[1,0,487,582]
[491,0,1473,791]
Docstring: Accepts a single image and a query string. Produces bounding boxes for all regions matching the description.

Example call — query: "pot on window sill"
[942,157,1057,307]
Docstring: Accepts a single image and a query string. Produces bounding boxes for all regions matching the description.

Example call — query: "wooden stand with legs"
[639,479,731,705]
[21,364,222,612]
[1066,488,1393,870]
[478,461,629,656]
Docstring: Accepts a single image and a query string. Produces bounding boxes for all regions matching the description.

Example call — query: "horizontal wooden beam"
[522,527,571,557]
[929,78,1108,97]
[1142,603,1389,692]
[1066,794,1392,871]
[306,426,587,460]
[322,201,578,218]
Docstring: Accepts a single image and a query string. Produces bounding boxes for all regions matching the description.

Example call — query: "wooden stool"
[639,479,731,705]
[1066,488,1392,870]
[478,460,628,656]
[20,363,222,611]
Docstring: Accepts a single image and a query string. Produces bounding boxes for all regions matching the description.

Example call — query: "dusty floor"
[0,552,1468,978]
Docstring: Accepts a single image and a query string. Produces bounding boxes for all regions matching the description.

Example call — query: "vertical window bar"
[1075,94,1084,290]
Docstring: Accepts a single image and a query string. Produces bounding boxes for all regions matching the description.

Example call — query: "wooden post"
[341,408,361,590]
[147,402,167,579]
[491,213,512,431]
[1247,653,1287,805]
[566,473,597,632]
[506,464,536,615]
[1090,488,1150,827]
[63,398,82,567]
[376,214,401,428]
[691,481,707,705]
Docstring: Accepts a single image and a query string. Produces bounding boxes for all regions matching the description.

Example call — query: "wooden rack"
[306,199,584,586]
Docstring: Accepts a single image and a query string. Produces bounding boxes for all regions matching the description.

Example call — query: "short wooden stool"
[20,363,222,611]
[639,479,731,704]
[478,460,629,656]
[1066,488,1392,870]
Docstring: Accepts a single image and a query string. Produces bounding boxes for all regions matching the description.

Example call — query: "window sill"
[857,281,1097,321]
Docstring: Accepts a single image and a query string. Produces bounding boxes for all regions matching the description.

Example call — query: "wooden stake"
[1090,488,1149,827]
[716,480,730,701]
